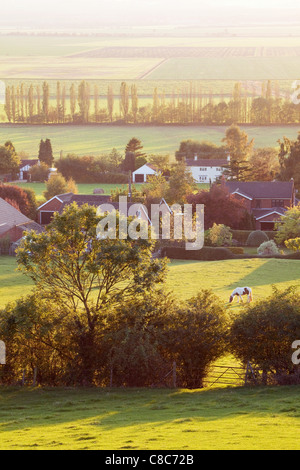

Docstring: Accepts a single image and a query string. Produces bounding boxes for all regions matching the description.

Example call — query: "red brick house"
[37,193,112,225]
[226,180,296,230]
[0,197,43,246]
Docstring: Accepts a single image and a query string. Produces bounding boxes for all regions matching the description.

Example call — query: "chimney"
[227,155,231,162]
[194,154,198,161]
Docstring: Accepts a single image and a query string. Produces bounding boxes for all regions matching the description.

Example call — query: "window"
[272,199,284,207]
[199,168,207,171]
[199,176,207,181]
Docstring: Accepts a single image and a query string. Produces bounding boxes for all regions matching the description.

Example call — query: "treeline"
[4,80,300,125]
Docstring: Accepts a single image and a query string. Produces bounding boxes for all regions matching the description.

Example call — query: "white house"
[19,159,39,181]
[186,155,230,184]
[132,164,158,183]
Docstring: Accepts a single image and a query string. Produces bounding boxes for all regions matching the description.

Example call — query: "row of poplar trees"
[4,79,300,125]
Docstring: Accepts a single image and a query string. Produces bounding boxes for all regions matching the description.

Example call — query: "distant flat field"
[144,57,300,80]
[0,124,299,157]
[0,57,162,80]
[2,34,300,80]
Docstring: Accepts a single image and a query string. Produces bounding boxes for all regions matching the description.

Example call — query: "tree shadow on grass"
[225,259,300,290]
[0,385,299,437]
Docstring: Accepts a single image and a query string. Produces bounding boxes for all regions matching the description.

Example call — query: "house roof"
[19,159,39,169]
[132,164,158,174]
[58,194,112,213]
[226,181,294,199]
[186,159,228,167]
[252,207,286,221]
[0,198,32,235]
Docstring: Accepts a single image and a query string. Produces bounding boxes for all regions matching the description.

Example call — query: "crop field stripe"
[138,58,169,79]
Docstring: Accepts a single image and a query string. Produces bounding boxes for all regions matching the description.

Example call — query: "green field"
[1,385,300,450]
[145,57,300,80]
[13,182,133,198]
[1,256,299,308]
[1,255,300,449]
[1,124,299,158]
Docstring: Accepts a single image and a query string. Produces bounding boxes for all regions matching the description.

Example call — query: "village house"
[19,159,39,181]
[37,193,112,225]
[0,197,43,252]
[186,155,229,183]
[226,180,296,231]
[132,163,158,183]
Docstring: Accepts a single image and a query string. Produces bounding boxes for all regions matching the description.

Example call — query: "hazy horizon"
[1,0,300,30]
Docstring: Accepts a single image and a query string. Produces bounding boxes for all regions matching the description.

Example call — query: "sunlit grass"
[0,386,300,450]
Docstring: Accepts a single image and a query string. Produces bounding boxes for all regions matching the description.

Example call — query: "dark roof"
[58,194,112,213]
[252,207,286,220]
[20,159,39,169]
[186,159,228,167]
[17,221,44,233]
[226,181,294,199]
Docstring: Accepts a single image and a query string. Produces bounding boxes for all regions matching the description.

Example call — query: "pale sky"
[1,0,299,28]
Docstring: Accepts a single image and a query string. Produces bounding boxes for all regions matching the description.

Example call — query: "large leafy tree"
[278,133,300,189]
[275,204,300,245]
[0,141,20,177]
[17,204,167,383]
[167,160,197,205]
[175,140,226,162]
[229,286,300,382]
[187,183,254,230]
[222,125,254,181]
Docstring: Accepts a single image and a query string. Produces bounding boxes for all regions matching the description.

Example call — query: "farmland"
[1,256,299,309]
[2,33,300,81]
[1,256,300,450]
[144,57,300,80]
[0,124,299,158]
[1,385,300,450]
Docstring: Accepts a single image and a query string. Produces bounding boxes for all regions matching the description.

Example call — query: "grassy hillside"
[1,124,299,158]
[1,256,299,309]
[0,385,300,450]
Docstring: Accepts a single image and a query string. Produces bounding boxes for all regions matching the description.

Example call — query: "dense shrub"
[161,246,236,261]
[29,163,50,182]
[0,184,37,219]
[246,230,269,247]
[228,247,244,255]
[208,223,232,247]
[229,286,300,383]
[231,230,276,246]
[285,238,300,252]
[165,290,230,388]
[257,240,280,257]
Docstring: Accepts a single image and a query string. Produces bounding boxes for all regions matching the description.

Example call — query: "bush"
[229,286,300,383]
[29,163,49,182]
[208,223,232,247]
[246,230,269,247]
[231,230,276,246]
[166,290,229,388]
[161,246,236,261]
[285,238,300,252]
[228,247,244,255]
[257,240,280,257]
[43,173,78,200]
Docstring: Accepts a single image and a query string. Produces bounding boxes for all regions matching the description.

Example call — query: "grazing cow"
[229,287,253,304]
